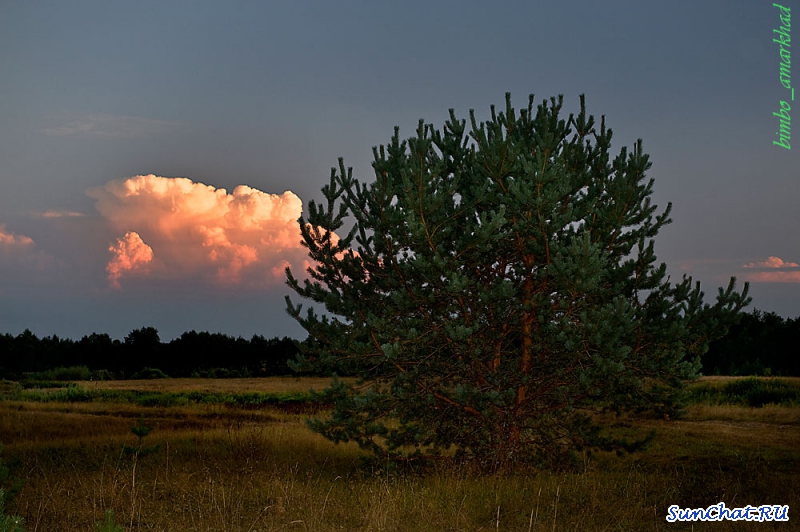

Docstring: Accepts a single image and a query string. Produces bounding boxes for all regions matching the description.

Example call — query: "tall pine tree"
[286,94,750,469]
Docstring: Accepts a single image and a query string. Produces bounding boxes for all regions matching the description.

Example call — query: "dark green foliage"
[19,380,70,389]
[286,93,750,470]
[0,330,301,379]
[129,367,169,379]
[90,369,117,381]
[130,415,153,441]
[0,382,21,400]
[703,309,800,376]
[95,510,123,532]
[689,377,800,407]
[0,490,25,532]
[122,415,159,457]
[20,384,94,402]
[192,367,249,378]
[25,366,90,381]
[0,445,24,523]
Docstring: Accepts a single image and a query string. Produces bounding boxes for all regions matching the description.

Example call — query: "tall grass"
[15,386,321,410]
[689,377,800,407]
[4,419,796,531]
[0,377,797,530]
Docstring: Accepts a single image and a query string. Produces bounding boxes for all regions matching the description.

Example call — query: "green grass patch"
[689,377,800,407]
[19,380,73,390]
[0,381,22,401]
[10,385,323,409]
[25,366,91,381]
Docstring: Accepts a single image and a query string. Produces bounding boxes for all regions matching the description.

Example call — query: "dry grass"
[1,377,798,531]
[694,375,800,387]
[76,375,800,394]
[78,377,353,394]
[686,403,800,425]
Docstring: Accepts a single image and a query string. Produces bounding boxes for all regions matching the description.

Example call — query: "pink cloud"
[743,256,799,269]
[106,231,154,289]
[0,224,54,270]
[742,256,800,283]
[0,225,34,248]
[744,271,800,283]
[88,175,317,288]
[39,210,85,219]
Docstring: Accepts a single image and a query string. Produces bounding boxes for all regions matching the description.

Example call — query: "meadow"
[0,377,797,531]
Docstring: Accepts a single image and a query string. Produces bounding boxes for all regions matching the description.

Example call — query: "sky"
[0,0,797,342]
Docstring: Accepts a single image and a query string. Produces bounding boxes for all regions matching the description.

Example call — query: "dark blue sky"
[1,1,797,341]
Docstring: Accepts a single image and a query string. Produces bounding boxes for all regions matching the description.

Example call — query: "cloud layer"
[742,256,800,283]
[0,224,53,271]
[743,256,799,269]
[88,175,312,289]
[38,210,85,219]
[0,225,34,248]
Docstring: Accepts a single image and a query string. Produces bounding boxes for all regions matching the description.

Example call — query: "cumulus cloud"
[742,256,800,283]
[0,224,53,270]
[0,225,34,248]
[107,231,154,288]
[88,174,318,288]
[743,256,799,269]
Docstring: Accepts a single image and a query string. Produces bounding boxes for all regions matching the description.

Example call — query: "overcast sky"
[1,0,797,341]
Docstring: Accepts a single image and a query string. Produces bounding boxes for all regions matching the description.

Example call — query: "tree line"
[703,308,800,376]
[0,327,305,379]
[0,307,796,381]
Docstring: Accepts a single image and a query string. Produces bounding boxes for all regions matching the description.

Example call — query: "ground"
[0,376,797,531]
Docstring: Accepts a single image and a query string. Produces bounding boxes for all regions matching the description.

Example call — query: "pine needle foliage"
[0,490,24,532]
[285,93,751,470]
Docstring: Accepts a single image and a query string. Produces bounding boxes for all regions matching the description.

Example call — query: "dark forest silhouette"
[0,308,797,379]
[703,308,799,376]
[0,328,305,379]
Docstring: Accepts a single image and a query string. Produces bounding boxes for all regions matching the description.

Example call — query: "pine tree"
[285,93,750,470]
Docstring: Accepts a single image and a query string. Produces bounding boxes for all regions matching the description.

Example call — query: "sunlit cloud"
[106,231,154,289]
[744,271,800,283]
[88,174,316,289]
[0,225,34,248]
[43,114,175,139]
[0,224,53,270]
[38,210,86,218]
[742,256,800,283]
[743,256,799,269]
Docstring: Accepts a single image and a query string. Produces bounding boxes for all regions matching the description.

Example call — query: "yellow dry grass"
[78,376,353,394]
[694,375,800,387]
[686,403,800,425]
[0,377,797,531]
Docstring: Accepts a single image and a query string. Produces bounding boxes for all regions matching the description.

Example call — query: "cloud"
[743,256,799,269]
[0,225,34,248]
[0,224,53,270]
[43,114,175,139]
[742,256,800,283]
[88,174,317,288]
[38,210,85,218]
[107,231,154,289]
[744,271,800,283]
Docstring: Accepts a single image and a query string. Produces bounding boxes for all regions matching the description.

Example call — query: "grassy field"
[79,377,357,394]
[0,377,797,531]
